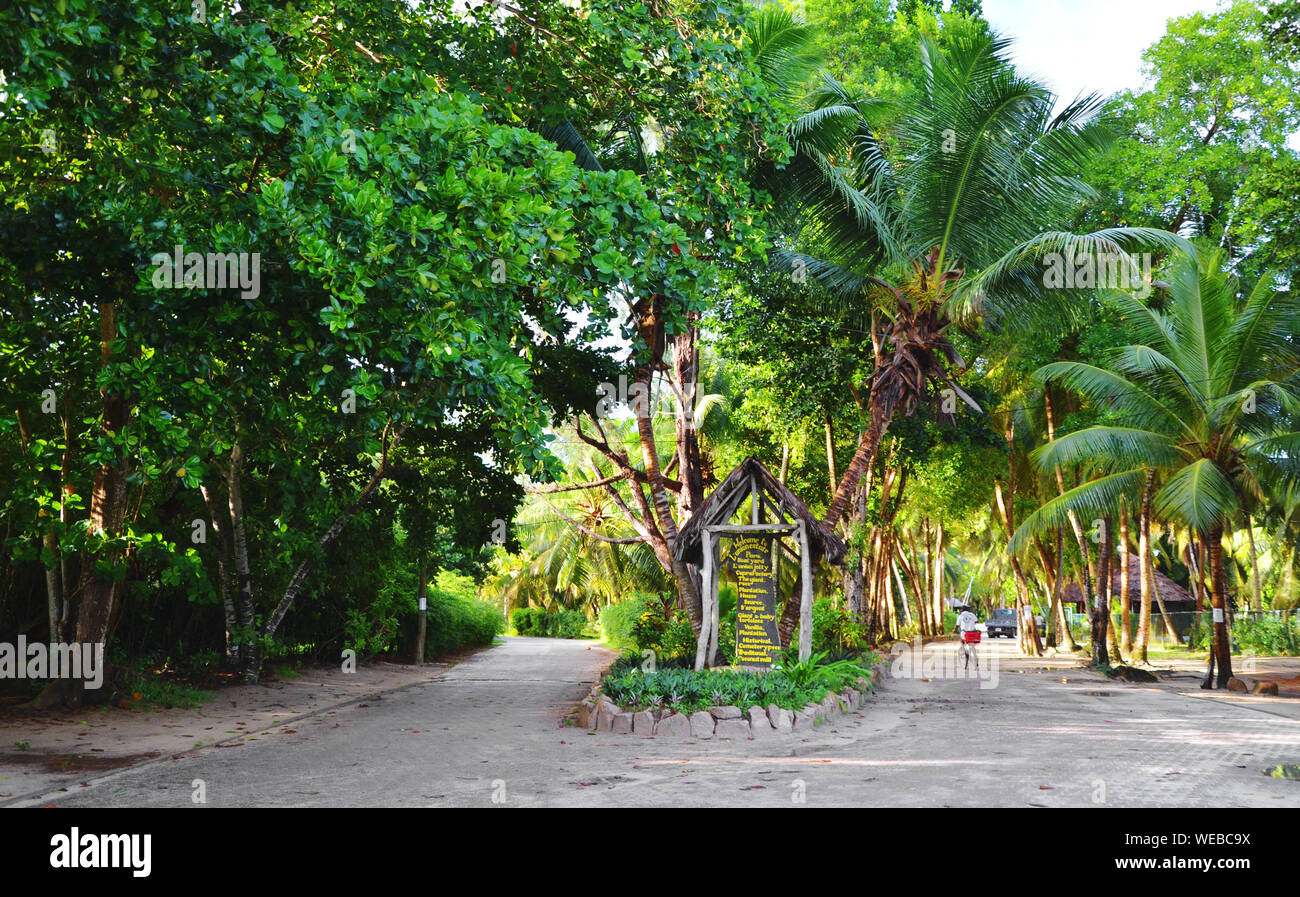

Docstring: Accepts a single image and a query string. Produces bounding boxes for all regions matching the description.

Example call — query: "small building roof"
[671,456,846,566]
[1062,556,1196,607]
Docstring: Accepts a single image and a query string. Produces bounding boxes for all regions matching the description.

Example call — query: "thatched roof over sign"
[672,456,846,566]
[1062,556,1195,608]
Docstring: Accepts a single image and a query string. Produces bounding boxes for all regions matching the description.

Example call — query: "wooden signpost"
[672,458,845,671]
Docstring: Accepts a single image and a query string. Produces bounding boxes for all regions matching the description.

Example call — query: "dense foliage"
[2,1,1298,702]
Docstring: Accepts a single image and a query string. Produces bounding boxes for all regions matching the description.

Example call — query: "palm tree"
[1013,249,1300,687]
[483,459,672,617]
[775,31,1186,535]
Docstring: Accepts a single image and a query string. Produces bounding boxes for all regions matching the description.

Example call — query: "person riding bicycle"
[954,604,978,637]
[953,603,980,669]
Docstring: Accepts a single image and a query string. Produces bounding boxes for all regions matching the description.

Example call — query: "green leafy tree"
[1076,0,1300,279]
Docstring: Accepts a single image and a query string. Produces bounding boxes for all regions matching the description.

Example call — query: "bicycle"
[958,629,981,671]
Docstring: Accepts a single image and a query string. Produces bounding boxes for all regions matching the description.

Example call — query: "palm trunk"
[1205,522,1234,688]
[1052,526,1077,650]
[843,552,865,620]
[1004,416,1043,656]
[931,521,945,633]
[671,326,706,521]
[1245,515,1262,613]
[1150,563,1180,643]
[841,471,871,619]
[893,557,913,629]
[824,387,896,528]
[1092,515,1112,667]
[1119,503,1132,656]
[1134,471,1155,664]
[896,537,928,636]
[415,556,427,664]
[994,476,1042,656]
[824,411,838,502]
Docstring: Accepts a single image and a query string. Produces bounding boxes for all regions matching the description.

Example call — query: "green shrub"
[810,596,869,654]
[1229,613,1300,655]
[342,567,500,660]
[511,607,587,638]
[661,617,697,660]
[600,648,880,715]
[510,607,541,635]
[600,594,656,652]
[424,582,503,659]
[345,584,409,657]
[600,593,706,661]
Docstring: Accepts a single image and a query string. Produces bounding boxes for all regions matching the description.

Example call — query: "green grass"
[123,672,214,709]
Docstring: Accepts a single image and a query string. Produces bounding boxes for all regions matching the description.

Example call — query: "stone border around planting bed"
[576,661,888,738]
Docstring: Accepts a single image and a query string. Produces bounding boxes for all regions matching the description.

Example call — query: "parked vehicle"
[986,608,1017,638]
[985,608,1047,637]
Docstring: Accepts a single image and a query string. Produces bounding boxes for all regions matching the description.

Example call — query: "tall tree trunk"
[227,445,257,670]
[632,362,702,635]
[1051,526,1078,650]
[1185,538,1201,608]
[59,408,75,628]
[843,552,865,620]
[893,556,912,629]
[1245,515,1262,613]
[200,482,237,664]
[919,520,933,634]
[994,474,1042,656]
[1184,537,1204,652]
[43,531,61,642]
[1096,515,1116,666]
[1106,521,1127,663]
[1119,503,1132,656]
[824,411,838,502]
[931,521,946,635]
[671,326,706,521]
[73,301,130,702]
[1033,533,1058,647]
[1045,389,1088,654]
[880,532,897,640]
[1002,417,1043,655]
[415,555,427,664]
[841,473,870,619]
[1134,471,1155,664]
[1204,522,1234,688]
[896,537,927,636]
[1150,562,1181,642]
[824,386,897,529]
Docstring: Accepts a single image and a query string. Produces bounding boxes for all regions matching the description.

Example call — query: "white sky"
[981,0,1224,105]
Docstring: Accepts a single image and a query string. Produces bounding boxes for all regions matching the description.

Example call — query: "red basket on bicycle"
[962,631,982,644]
